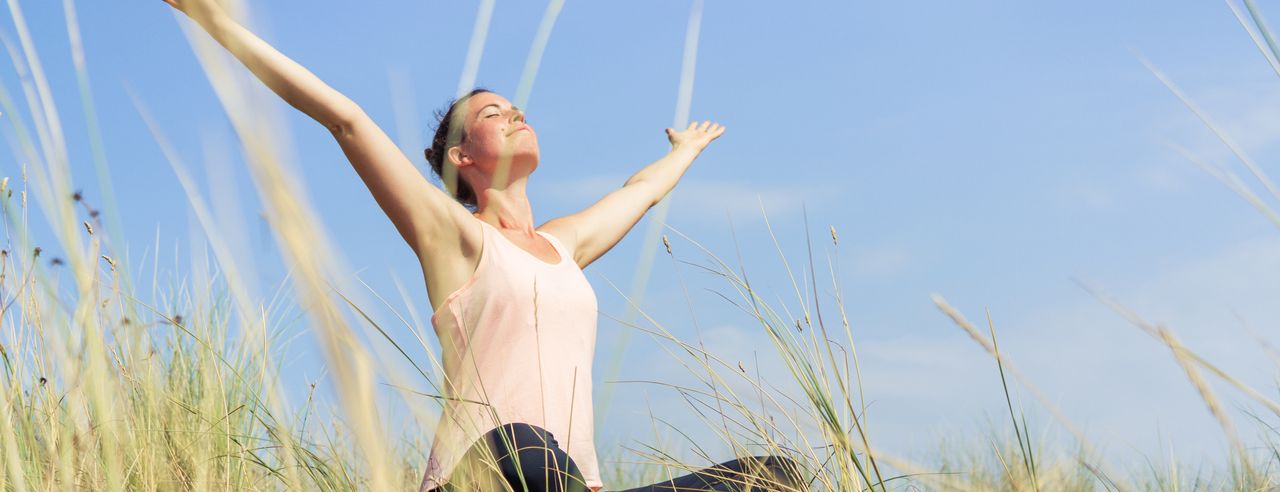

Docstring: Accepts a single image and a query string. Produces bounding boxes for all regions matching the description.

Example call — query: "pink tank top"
[420,219,603,491]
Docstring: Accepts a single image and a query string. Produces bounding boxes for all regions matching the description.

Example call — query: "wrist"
[187,7,231,30]
[669,143,703,156]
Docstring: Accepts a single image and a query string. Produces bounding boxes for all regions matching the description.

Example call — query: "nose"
[511,108,526,124]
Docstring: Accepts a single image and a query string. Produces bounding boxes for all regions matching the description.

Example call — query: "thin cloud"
[849,245,914,278]
[538,175,822,223]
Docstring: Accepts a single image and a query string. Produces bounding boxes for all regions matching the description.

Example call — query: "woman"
[161,1,806,491]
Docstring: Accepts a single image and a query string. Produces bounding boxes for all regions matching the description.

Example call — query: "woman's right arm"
[163,0,470,256]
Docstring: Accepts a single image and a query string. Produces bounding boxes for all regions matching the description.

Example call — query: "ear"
[447,146,471,168]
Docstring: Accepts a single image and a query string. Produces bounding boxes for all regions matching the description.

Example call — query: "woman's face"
[455,92,539,179]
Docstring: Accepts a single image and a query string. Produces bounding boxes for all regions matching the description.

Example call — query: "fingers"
[688,121,723,132]
[673,120,726,139]
[691,121,724,135]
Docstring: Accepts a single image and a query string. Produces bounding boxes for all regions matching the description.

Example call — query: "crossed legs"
[428,422,806,492]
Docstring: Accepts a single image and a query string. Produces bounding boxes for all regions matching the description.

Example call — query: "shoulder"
[538,218,581,264]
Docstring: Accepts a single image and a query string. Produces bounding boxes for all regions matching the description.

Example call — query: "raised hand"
[665,120,726,152]
[160,0,224,22]
[153,0,472,261]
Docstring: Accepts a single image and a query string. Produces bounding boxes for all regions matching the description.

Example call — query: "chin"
[518,155,541,174]
[515,147,540,168]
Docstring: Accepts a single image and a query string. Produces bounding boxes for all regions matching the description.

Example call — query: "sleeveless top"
[420,219,603,491]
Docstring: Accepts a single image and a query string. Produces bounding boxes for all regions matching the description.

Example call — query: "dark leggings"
[428,423,806,492]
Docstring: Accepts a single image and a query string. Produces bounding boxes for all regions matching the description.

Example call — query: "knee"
[750,455,805,488]
[485,423,584,492]
[486,422,564,467]
[758,454,799,471]
[488,423,553,452]
[495,422,549,438]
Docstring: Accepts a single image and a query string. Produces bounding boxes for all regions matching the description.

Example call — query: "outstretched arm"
[162,0,470,255]
[543,121,725,269]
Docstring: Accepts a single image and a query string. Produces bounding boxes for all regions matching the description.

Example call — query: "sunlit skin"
[164,0,723,317]
[161,3,724,487]
[451,94,540,182]
[447,91,724,271]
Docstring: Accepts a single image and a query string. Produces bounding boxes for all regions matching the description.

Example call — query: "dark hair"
[424,88,491,209]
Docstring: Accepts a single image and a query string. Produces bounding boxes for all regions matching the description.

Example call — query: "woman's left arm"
[542,121,724,269]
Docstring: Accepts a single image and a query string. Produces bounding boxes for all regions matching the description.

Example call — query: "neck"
[473,177,536,233]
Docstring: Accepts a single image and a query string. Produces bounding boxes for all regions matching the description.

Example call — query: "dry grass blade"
[600,0,705,429]
[129,93,307,489]
[456,0,495,98]
[1079,281,1280,419]
[1139,56,1280,204]
[931,294,1130,492]
[172,3,397,486]
[1165,142,1280,230]
[1235,0,1280,78]
[1156,328,1250,470]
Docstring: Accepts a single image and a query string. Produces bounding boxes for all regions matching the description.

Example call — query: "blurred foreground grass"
[2,1,1280,491]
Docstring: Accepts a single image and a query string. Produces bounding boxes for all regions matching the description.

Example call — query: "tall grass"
[1,0,1279,491]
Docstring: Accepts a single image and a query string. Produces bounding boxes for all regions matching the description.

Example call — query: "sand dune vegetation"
[1,0,1279,490]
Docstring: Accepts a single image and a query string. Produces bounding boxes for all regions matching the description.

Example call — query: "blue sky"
[5,0,1280,480]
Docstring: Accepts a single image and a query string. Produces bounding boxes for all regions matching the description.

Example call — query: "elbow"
[624,178,663,209]
[623,174,646,188]
[323,100,365,137]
